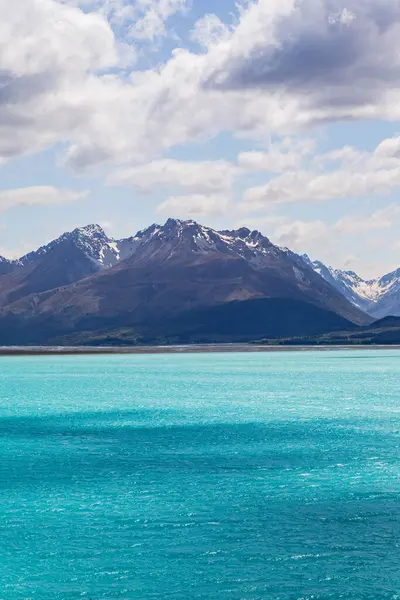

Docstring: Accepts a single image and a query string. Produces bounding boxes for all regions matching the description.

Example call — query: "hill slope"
[43,298,354,346]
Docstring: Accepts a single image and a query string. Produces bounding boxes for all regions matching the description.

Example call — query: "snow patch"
[293,267,306,282]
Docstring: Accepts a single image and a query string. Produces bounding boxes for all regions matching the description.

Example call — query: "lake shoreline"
[1,344,400,356]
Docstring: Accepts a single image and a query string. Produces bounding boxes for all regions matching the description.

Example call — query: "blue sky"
[1,0,400,278]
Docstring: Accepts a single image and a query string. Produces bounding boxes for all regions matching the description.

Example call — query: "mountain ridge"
[0,218,373,345]
[306,256,400,318]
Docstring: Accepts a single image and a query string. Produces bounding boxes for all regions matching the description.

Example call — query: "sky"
[1,0,400,279]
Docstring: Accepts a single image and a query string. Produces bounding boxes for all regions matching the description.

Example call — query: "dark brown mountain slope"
[0,219,370,344]
[0,224,120,306]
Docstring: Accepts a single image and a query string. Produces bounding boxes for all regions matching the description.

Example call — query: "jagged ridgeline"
[304,256,400,319]
[0,218,391,345]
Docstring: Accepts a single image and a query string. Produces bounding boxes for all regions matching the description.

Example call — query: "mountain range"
[304,257,400,319]
[0,218,397,346]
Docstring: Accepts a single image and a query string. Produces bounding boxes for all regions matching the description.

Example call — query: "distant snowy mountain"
[306,256,400,318]
[372,269,400,317]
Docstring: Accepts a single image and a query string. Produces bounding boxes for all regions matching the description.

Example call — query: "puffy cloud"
[335,204,400,234]
[0,0,120,160]
[157,193,229,217]
[3,0,400,174]
[242,136,400,208]
[0,186,88,212]
[239,138,314,173]
[61,0,188,32]
[272,219,330,249]
[205,0,400,119]
[190,14,230,48]
[234,215,287,231]
[243,169,400,207]
[129,0,190,41]
[108,159,237,193]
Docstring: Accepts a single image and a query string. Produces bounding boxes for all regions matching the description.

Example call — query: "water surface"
[0,351,399,599]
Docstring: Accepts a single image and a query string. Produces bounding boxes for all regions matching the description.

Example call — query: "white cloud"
[234,215,287,231]
[272,219,330,249]
[0,186,88,212]
[61,0,189,47]
[109,159,237,193]
[205,0,400,120]
[341,256,399,280]
[239,138,314,173]
[157,193,229,217]
[2,0,400,281]
[0,0,120,160]
[3,0,400,175]
[190,14,230,48]
[242,136,400,209]
[335,205,400,234]
[128,0,189,41]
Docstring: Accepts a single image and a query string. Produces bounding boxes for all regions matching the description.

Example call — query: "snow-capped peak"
[137,220,276,256]
[307,257,400,318]
[11,218,399,319]
[19,224,122,269]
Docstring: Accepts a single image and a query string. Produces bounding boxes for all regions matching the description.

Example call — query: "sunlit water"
[0,351,399,599]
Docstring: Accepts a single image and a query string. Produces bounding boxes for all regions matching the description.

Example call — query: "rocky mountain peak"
[0,216,372,342]
[224,227,251,239]
[70,223,108,240]
[0,255,14,275]
[308,257,400,318]
[4,217,398,320]
[219,226,272,249]
[18,223,119,270]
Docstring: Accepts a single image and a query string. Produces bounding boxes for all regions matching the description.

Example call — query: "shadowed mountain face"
[0,219,370,345]
[0,257,13,276]
[0,225,110,306]
[38,298,355,347]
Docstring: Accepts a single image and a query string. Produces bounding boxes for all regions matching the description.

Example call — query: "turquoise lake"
[0,350,399,599]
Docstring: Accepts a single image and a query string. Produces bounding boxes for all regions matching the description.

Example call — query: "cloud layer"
[158,193,230,217]
[242,136,400,208]
[3,0,400,173]
[1,0,400,278]
[109,159,237,194]
[206,0,400,115]
[0,186,87,212]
